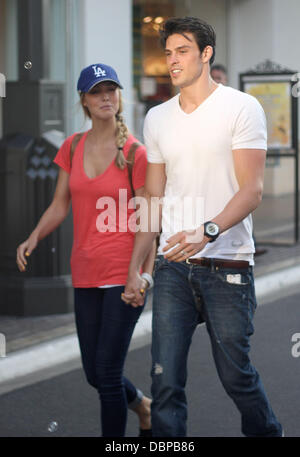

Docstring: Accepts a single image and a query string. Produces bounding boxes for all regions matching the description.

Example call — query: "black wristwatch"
[204,221,220,242]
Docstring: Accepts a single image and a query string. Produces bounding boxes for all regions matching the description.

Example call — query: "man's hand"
[121,273,148,308]
[162,227,209,262]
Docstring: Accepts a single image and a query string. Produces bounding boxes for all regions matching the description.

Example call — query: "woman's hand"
[16,169,71,273]
[121,274,149,308]
[16,233,39,272]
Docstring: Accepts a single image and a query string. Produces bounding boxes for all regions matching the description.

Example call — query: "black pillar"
[18,0,44,81]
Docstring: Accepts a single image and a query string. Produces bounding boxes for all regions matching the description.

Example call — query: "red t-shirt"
[53,131,147,287]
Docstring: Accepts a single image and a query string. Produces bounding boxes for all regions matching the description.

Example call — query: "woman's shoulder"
[67,131,87,144]
[124,134,146,156]
[59,132,81,149]
[58,131,88,155]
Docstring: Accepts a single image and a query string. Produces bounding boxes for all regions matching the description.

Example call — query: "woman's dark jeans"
[74,286,145,437]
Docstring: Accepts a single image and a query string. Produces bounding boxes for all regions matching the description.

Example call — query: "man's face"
[211,69,227,85]
[165,32,209,89]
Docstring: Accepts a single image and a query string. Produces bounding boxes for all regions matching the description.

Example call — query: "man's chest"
[157,114,232,165]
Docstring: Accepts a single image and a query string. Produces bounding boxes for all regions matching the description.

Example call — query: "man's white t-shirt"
[143,84,267,265]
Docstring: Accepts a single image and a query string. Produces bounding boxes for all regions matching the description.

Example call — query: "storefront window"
[133,0,189,135]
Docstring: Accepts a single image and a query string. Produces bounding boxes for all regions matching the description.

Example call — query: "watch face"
[207,223,219,236]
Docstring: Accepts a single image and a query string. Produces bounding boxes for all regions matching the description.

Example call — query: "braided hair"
[115,112,129,169]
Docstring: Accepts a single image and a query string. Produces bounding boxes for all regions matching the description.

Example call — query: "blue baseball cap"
[77,63,123,93]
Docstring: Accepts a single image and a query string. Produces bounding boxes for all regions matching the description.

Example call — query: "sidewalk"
[2,240,300,353]
[1,240,300,392]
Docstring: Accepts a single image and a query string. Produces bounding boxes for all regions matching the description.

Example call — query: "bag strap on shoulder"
[70,132,84,168]
[127,142,140,198]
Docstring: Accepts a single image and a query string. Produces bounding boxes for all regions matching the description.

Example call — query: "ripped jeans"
[151,256,282,437]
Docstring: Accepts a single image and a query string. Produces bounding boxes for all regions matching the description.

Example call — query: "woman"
[16,63,155,437]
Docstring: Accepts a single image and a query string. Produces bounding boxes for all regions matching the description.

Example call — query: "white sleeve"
[143,110,165,163]
[232,96,267,150]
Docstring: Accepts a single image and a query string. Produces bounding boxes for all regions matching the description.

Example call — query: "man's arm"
[163,148,266,261]
[212,147,266,231]
[122,163,166,306]
[133,185,158,279]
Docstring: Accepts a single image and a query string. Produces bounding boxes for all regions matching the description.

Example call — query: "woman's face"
[83,81,120,120]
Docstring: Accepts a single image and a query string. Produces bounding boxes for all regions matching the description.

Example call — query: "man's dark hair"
[211,64,227,74]
[159,16,216,65]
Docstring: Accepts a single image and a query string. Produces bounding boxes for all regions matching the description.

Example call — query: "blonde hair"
[80,89,129,169]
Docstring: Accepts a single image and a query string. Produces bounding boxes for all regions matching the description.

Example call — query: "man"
[123,17,282,437]
[211,63,228,84]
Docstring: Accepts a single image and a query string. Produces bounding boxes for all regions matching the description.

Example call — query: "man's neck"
[179,77,219,114]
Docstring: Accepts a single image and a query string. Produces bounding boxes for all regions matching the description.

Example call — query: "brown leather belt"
[186,257,249,269]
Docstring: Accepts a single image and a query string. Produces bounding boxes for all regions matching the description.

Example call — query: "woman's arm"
[134,186,158,289]
[16,168,71,272]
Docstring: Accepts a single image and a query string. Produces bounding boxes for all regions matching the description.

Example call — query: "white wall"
[0,0,18,139]
[0,0,5,138]
[187,0,228,68]
[49,0,67,82]
[65,0,84,135]
[80,0,134,132]
[227,0,274,89]
[272,0,300,72]
[227,0,300,92]
[3,0,18,81]
[0,0,4,71]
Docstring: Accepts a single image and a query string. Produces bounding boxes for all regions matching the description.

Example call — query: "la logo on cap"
[93,65,106,77]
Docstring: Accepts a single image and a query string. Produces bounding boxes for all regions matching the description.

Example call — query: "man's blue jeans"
[151,256,282,437]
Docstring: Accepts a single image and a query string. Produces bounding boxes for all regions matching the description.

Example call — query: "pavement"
[0,282,299,438]
[1,234,300,394]
[0,226,300,437]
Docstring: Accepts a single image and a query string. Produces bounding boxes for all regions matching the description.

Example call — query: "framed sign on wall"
[240,60,299,244]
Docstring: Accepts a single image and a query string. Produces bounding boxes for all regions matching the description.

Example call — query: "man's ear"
[202,45,214,63]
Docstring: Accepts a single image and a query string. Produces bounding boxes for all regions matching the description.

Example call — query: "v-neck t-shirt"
[53,132,147,287]
[143,84,267,264]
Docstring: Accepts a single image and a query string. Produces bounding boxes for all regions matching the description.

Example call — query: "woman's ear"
[81,93,87,107]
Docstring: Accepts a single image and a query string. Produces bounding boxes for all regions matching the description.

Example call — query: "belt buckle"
[185,258,191,264]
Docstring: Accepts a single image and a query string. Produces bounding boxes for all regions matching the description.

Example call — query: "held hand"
[16,234,38,272]
[121,274,148,308]
[162,227,209,262]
